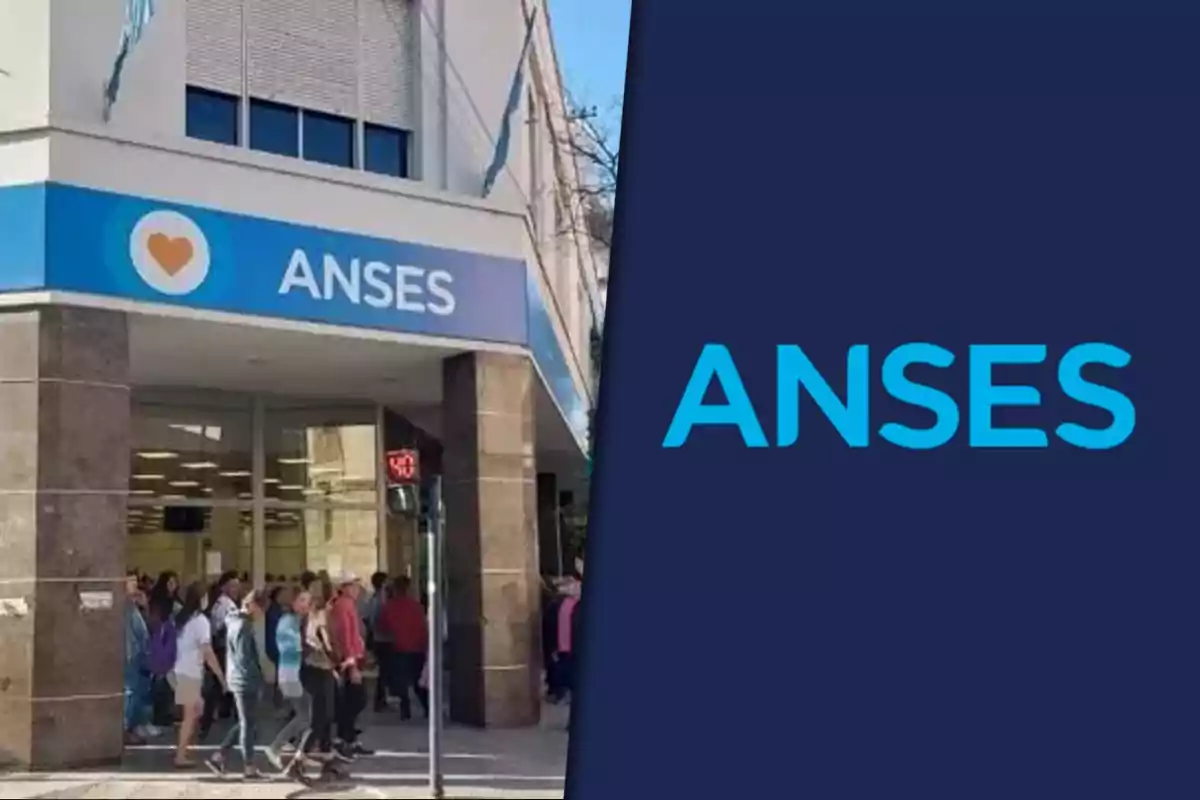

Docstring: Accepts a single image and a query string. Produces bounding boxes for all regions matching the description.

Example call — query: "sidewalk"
[0,703,570,799]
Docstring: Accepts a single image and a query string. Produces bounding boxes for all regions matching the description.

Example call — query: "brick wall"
[186,0,418,129]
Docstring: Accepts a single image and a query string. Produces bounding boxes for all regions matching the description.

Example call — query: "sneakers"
[204,756,227,776]
[264,747,284,772]
[350,741,375,757]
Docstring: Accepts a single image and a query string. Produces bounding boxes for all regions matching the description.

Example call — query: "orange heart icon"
[146,233,194,275]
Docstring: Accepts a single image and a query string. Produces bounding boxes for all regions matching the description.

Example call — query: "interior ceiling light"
[309,466,341,475]
[168,480,200,488]
[160,494,187,501]
[238,492,253,499]
[279,485,305,491]
[263,478,281,484]
[129,489,156,495]
[278,457,313,465]
[132,474,166,481]
[220,470,252,478]
[182,461,219,470]
[136,451,179,460]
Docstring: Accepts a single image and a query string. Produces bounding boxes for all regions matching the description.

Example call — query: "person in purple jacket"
[147,599,178,728]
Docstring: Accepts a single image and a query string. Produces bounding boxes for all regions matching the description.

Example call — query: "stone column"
[0,307,130,768]
[442,352,540,727]
[536,473,562,577]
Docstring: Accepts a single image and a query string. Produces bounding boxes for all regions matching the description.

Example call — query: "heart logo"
[146,233,194,275]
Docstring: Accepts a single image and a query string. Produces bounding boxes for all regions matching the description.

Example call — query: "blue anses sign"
[0,182,589,446]
[44,184,529,344]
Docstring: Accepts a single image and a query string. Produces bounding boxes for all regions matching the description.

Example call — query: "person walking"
[554,577,582,703]
[329,575,372,756]
[381,576,429,720]
[124,571,154,745]
[265,587,312,771]
[366,572,393,713]
[295,579,343,771]
[146,599,178,729]
[199,571,241,740]
[173,582,226,769]
[206,589,267,780]
[542,578,564,702]
[264,585,288,708]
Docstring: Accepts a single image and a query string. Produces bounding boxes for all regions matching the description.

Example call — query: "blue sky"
[548,0,631,134]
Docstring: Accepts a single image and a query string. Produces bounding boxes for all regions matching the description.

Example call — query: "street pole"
[427,476,445,799]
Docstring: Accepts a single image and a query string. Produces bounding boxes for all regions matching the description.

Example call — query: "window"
[364,124,410,178]
[303,110,355,168]
[127,397,254,583]
[185,90,418,182]
[186,87,239,146]
[250,99,299,158]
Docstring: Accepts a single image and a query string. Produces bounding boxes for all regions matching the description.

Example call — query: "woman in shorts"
[172,581,226,768]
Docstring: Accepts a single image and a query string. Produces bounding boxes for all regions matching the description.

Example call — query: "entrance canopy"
[120,302,587,481]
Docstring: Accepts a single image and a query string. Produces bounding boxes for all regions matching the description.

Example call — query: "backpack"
[147,618,177,676]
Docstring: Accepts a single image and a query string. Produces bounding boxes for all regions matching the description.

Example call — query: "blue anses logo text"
[663,343,1135,450]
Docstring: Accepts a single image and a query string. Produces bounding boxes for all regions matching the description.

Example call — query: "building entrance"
[125,391,399,585]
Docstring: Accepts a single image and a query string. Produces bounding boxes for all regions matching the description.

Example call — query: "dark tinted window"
[250,99,299,158]
[186,87,239,146]
[303,110,355,168]
[364,124,410,179]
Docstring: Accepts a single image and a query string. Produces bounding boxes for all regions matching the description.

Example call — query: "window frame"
[301,108,357,169]
[363,122,412,180]
[249,98,301,159]
[185,86,241,147]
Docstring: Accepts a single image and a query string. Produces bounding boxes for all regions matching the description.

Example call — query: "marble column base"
[0,307,130,768]
[442,352,541,727]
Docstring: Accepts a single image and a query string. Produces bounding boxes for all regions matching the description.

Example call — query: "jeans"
[392,651,429,718]
[150,675,175,726]
[335,675,367,744]
[216,690,258,769]
[301,666,337,754]
[372,642,394,709]
[198,669,233,739]
[123,665,150,732]
[552,653,574,700]
[269,694,310,755]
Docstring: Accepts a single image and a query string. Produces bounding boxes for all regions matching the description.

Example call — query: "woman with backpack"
[198,571,240,740]
[147,599,178,729]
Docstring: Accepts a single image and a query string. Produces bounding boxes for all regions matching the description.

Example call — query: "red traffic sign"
[386,448,419,484]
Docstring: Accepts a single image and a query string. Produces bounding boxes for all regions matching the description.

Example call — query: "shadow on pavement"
[0,704,570,799]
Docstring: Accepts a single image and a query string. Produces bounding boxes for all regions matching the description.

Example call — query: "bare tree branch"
[557,94,621,252]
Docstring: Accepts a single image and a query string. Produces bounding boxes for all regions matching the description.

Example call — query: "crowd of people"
[122,568,432,781]
[122,566,584,781]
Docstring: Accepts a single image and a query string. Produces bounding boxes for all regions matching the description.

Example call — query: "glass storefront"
[127,398,254,582]
[127,392,388,586]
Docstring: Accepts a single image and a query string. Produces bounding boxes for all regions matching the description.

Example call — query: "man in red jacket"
[381,576,429,720]
[329,575,372,756]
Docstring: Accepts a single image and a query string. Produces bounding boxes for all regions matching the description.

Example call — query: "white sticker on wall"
[0,598,30,617]
[79,591,114,611]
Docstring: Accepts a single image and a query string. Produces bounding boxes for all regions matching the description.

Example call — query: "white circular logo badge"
[129,210,210,296]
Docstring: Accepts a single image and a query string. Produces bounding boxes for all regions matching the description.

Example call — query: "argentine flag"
[482,7,539,197]
[102,0,158,121]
